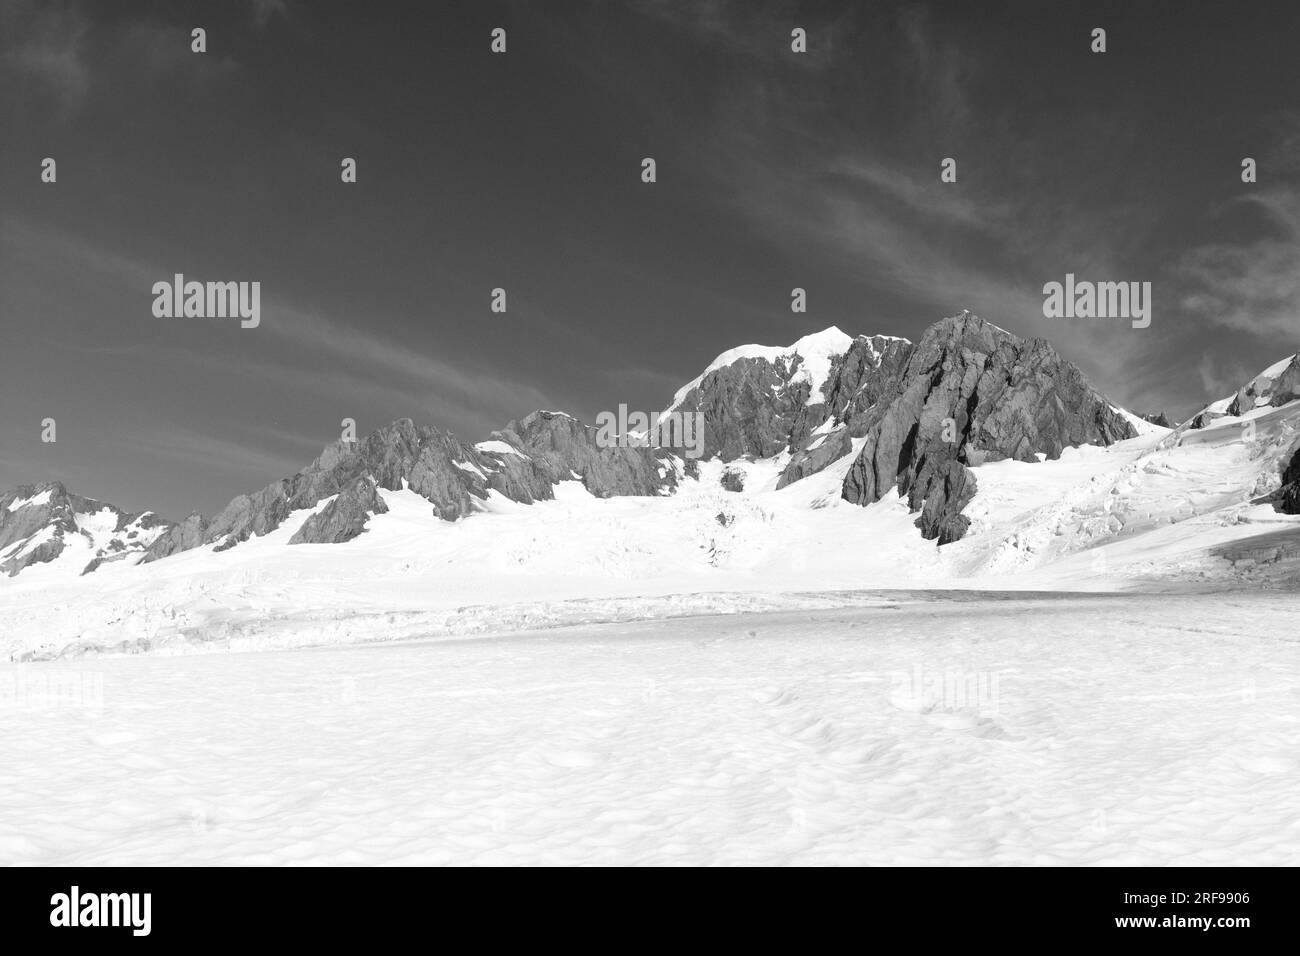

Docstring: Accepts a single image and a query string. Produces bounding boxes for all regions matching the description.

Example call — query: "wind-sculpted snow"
[2,593,1295,865]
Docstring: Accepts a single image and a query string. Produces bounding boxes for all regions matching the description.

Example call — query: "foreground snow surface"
[4,592,1297,866]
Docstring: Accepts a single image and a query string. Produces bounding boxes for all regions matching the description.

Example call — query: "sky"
[2,0,1299,520]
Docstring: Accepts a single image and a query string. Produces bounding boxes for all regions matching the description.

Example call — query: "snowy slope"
[3,592,1295,865]
[2,390,1297,660]
[948,399,1300,586]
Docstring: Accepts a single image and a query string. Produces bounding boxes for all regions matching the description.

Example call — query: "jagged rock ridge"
[0,482,169,577]
[4,312,1145,573]
[143,415,680,563]
[1280,444,1300,515]
[841,312,1137,542]
[1190,353,1300,428]
[668,327,913,467]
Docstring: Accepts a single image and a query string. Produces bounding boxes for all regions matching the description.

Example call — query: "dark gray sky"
[3,0,1299,520]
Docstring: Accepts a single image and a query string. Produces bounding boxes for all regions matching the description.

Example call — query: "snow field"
[3,592,1295,865]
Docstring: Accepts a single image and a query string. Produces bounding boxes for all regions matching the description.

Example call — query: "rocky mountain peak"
[842,312,1136,542]
[139,405,684,566]
[1190,353,1300,428]
[0,481,169,577]
[668,325,913,464]
[1,312,1147,577]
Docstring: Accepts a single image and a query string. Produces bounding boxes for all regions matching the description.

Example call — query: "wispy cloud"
[258,300,560,428]
[826,158,1014,233]
[0,0,242,116]
[0,218,159,288]
[249,0,290,31]
[2,218,563,433]
[626,0,854,64]
[659,3,1216,411]
[116,422,310,487]
[1176,187,1300,339]
[0,0,90,115]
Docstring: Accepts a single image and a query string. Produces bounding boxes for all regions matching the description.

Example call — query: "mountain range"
[2,311,1172,574]
[2,310,1299,659]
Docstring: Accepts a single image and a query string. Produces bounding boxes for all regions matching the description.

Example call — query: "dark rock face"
[144,513,209,562]
[290,476,390,545]
[143,418,520,561]
[773,335,916,489]
[915,458,979,545]
[0,481,170,576]
[817,335,916,433]
[777,427,852,489]
[670,330,912,470]
[841,312,1136,542]
[1225,355,1300,416]
[1280,444,1300,514]
[138,412,680,565]
[4,316,1147,575]
[1142,412,1172,428]
[720,468,745,493]
[491,411,676,499]
[667,355,818,461]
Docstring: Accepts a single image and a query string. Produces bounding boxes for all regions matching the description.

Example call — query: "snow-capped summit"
[666,326,915,466]
[3,310,1300,660]
[838,310,1137,541]
[1190,353,1300,428]
[0,481,169,578]
[0,312,1147,581]
[667,325,902,413]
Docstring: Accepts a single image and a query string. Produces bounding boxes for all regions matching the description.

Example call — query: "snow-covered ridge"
[3,396,1299,663]
[1258,353,1299,381]
[1109,405,1171,437]
[669,326,903,411]
[1191,353,1300,426]
[6,489,54,512]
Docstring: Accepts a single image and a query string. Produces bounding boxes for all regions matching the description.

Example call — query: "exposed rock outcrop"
[841,312,1136,542]
[138,411,680,565]
[4,314,1147,575]
[290,476,390,544]
[143,513,209,562]
[0,481,170,576]
[142,419,527,561]
[1190,354,1300,428]
[1280,444,1300,514]
[777,427,853,489]
[491,411,676,499]
[668,328,912,467]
